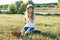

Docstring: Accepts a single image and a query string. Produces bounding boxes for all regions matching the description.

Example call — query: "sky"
[32,0,58,4]
[0,0,58,5]
[0,0,19,5]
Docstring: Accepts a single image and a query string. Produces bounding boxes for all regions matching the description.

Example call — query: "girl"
[21,4,35,35]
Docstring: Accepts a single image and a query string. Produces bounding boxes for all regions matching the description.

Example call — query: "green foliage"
[27,0,34,5]
[0,0,34,14]
[8,1,26,14]
[8,4,16,14]
[15,1,23,13]
[0,11,3,14]
[19,3,27,14]
[58,0,60,7]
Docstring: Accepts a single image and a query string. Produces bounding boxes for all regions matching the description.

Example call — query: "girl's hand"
[24,18,26,21]
[24,18,27,23]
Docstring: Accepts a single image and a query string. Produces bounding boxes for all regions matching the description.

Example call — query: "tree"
[8,1,27,14]
[19,3,27,14]
[27,0,34,6]
[8,4,16,14]
[15,1,23,13]
[58,0,60,7]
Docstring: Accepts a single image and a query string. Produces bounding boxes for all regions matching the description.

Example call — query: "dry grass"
[0,14,60,40]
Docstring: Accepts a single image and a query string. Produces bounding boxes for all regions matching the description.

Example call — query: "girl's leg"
[25,27,34,35]
[21,27,29,32]
[21,27,29,35]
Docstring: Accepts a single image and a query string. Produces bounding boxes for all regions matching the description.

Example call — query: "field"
[0,14,60,40]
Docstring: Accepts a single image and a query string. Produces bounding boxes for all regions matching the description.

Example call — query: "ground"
[0,14,60,40]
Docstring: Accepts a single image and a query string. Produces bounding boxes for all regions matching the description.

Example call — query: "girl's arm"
[24,12,28,22]
[24,17,26,21]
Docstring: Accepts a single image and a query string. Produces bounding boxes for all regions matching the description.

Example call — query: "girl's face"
[27,7,33,14]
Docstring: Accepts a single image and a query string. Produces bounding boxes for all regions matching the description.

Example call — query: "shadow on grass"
[41,32,58,39]
[14,31,59,40]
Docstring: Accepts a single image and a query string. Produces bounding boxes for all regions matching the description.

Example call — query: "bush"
[8,4,17,14]
[27,0,34,5]
[15,1,23,14]
[8,2,27,14]
[0,11,3,14]
[19,3,27,14]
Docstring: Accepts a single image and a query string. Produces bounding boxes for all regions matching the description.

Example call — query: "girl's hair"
[25,9,34,20]
[31,11,34,20]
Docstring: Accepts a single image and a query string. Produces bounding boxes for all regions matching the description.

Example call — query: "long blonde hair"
[25,9,34,20]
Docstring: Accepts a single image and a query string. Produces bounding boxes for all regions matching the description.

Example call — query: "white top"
[25,21,35,27]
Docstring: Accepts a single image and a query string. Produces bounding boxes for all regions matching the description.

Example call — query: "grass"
[0,14,60,40]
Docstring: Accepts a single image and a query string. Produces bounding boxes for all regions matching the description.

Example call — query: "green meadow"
[0,14,60,40]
